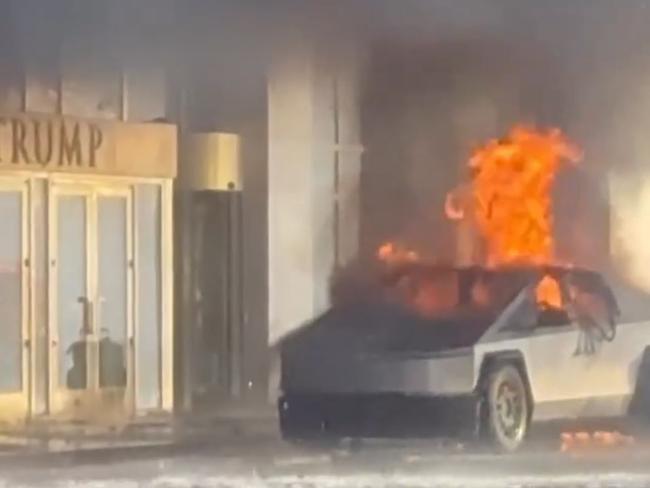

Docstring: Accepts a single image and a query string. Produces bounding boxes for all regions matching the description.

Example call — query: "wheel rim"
[495,381,525,442]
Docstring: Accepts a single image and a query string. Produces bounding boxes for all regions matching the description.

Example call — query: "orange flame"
[560,431,635,452]
[446,126,581,309]
[450,126,581,267]
[374,127,581,315]
[535,274,563,309]
[377,242,419,265]
[444,190,466,221]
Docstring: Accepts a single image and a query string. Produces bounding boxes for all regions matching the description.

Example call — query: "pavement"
[4,436,650,487]
[3,409,650,486]
[0,403,278,467]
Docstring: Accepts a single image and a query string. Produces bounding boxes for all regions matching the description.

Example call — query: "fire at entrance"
[377,126,582,313]
[445,126,582,266]
[446,126,581,309]
[365,127,635,451]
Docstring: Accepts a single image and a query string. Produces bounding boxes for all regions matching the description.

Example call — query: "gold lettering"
[33,120,54,166]
[89,124,103,167]
[58,122,82,166]
[11,119,30,164]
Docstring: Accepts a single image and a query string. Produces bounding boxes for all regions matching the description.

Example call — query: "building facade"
[0,115,175,424]
[5,0,641,429]
[0,0,372,425]
[0,0,176,425]
[173,2,365,409]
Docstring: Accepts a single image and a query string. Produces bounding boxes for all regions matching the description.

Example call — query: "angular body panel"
[475,320,650,421]
[283,349,474,395]
[279,264,650,441]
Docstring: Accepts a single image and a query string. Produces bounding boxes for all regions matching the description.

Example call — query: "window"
[534,271,616,334]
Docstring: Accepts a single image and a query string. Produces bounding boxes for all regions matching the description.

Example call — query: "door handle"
[78,296,94,334]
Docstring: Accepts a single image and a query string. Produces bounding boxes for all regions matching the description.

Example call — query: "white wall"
[267,37,362,345]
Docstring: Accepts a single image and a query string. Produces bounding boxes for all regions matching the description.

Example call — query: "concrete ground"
[2,421,650,487]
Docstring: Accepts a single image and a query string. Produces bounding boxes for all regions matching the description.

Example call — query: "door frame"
[0,177,31,422]
[47,178,135,419]
[95,184,136,414]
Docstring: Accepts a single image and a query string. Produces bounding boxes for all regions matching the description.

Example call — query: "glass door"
[96,189,132,401]
[0,179,29,421]
[49,182,133,420]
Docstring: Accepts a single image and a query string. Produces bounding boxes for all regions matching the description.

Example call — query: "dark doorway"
[190,190,243,406]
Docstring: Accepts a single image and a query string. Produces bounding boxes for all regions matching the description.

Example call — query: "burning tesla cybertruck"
[278,262,650,451]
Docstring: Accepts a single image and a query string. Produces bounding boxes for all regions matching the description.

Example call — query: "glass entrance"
[56,193,88,391]
[49,183,132,419]
[0,181,28,420]
[97,196,129,389]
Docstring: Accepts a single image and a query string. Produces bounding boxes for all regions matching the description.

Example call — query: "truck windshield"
[384,267,528,319]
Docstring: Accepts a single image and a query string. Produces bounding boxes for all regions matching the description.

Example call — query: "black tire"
[484,364,530,452]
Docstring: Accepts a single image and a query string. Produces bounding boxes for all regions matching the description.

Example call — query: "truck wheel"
[485,364,529,452]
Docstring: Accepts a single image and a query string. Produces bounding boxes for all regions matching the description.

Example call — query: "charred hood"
[282,263,609,360]
[282,301,500,358]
